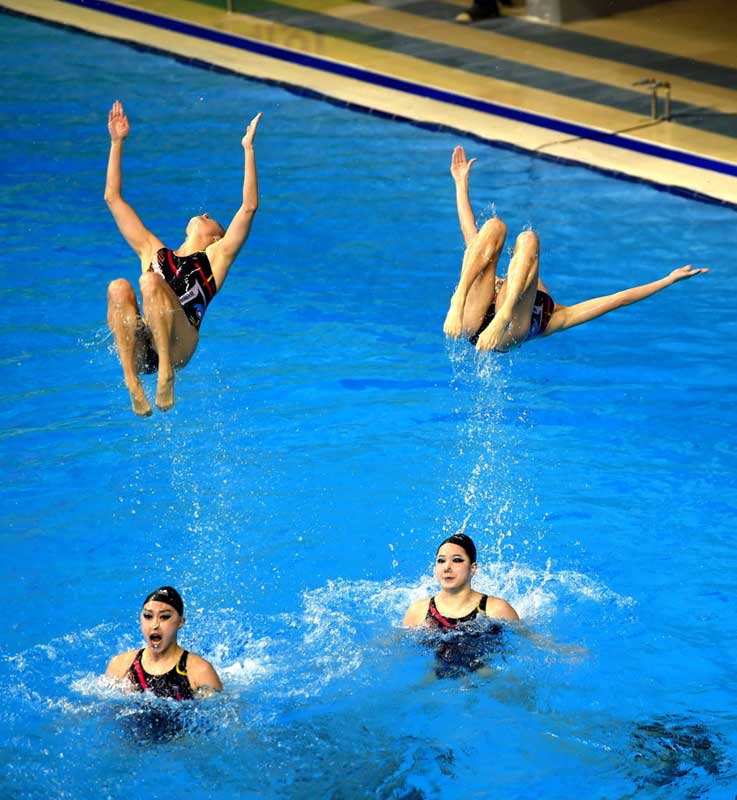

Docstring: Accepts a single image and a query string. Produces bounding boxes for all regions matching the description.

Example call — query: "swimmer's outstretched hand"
[450,146,476,183]
[108,100,130,142]
[242,112,262,149]
[668,264,709,283]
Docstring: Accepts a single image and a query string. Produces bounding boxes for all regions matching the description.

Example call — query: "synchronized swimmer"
[105,586,222,700]
[443,146,709,352]
[97,128,710,695]
[403,533,518,630]
[104,101,261,416]
[403,533,519,678]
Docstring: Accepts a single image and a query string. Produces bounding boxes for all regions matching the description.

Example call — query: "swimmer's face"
[140,600,184,652]
[187,213,225,243]
[435,543,477,589]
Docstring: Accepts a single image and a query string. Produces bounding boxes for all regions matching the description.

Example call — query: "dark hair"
[437,533,477,563]
[143,586,184,617]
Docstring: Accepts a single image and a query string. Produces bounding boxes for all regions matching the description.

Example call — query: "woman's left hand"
[668,264,709,283]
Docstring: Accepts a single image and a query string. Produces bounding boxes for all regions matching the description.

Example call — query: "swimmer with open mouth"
[105,586,222,700]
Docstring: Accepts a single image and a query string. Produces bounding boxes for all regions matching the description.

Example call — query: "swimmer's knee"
[107,278,136,304]
[516,230,538,248]
[138,271,166,297]
[515,230,539,255]
[473,218,507,260]
[480,217,507,241]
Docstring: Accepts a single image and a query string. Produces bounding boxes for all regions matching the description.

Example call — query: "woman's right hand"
[108,100,130,141]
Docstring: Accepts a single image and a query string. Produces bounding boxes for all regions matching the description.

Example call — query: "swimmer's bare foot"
[127,378,152,417]
[475,311,511,352]
[155,371,175,412]
[443,298,464,339]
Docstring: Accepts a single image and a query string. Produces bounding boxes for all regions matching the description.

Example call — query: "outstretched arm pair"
[104,101,261,279]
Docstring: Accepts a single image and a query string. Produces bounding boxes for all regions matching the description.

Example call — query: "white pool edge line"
[5,0,737,207]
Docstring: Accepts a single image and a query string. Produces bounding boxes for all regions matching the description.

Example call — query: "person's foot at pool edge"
[455,0,500,23]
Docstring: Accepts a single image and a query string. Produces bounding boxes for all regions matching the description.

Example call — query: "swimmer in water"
[105,586,222,699]
[104,100,261,416]
[443,146,709,352]
[403,533,519,629]
[404,533,518,677]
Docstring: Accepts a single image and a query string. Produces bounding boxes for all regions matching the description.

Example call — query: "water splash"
[439,343,544,562]
[78,324,113,356]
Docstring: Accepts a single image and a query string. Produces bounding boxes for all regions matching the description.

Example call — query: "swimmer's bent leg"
[444,217,507,339]
[139,272,199,413]
[107,278,153,417]
[475,230,539,351]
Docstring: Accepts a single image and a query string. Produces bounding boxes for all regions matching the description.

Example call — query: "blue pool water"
[1,9,736,799]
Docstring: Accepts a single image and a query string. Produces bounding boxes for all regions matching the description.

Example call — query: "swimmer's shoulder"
[403,597,431,628]
[483,595,519,623]
[186,652,223,694]
[105,648,139,678]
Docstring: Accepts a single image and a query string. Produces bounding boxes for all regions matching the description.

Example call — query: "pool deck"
[4,0,737,205]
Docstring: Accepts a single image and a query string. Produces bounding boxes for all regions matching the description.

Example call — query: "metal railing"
[632,78,672,121]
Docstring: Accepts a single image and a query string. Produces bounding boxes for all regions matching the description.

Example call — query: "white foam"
[219,657,270,686]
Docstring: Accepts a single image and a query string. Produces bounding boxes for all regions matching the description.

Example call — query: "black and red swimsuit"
[425,594,489,628]
[150,247,218,330]
[469,288,554,345]
[423,595,504,678]
[127,649,194,701]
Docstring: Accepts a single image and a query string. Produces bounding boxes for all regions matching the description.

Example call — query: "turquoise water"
[1,10,736,799]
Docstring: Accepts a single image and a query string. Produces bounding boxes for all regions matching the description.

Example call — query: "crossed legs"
[106,273,198,416]
[444,220,542,352]
[474,229,541,351]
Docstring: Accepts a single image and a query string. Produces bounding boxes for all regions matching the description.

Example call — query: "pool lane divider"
[11,0,737,196]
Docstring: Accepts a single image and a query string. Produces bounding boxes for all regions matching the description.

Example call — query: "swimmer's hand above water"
[450,145,477,183]
[667,264,709,283]
[242,112,262,149]
[108,100,130,142]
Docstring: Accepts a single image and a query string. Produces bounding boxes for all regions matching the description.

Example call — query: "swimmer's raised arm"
[207,112,262,289]
[104,100,163,268]
[450,146,478,246]
[186,653,223,696]
[544,264,709,336]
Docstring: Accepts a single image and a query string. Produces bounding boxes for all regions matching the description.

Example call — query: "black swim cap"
[437,533,477,563]
[143,586,184,617]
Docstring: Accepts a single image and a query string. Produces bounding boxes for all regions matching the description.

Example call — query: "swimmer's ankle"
[155,372,175,412]
[125,378,152,417]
